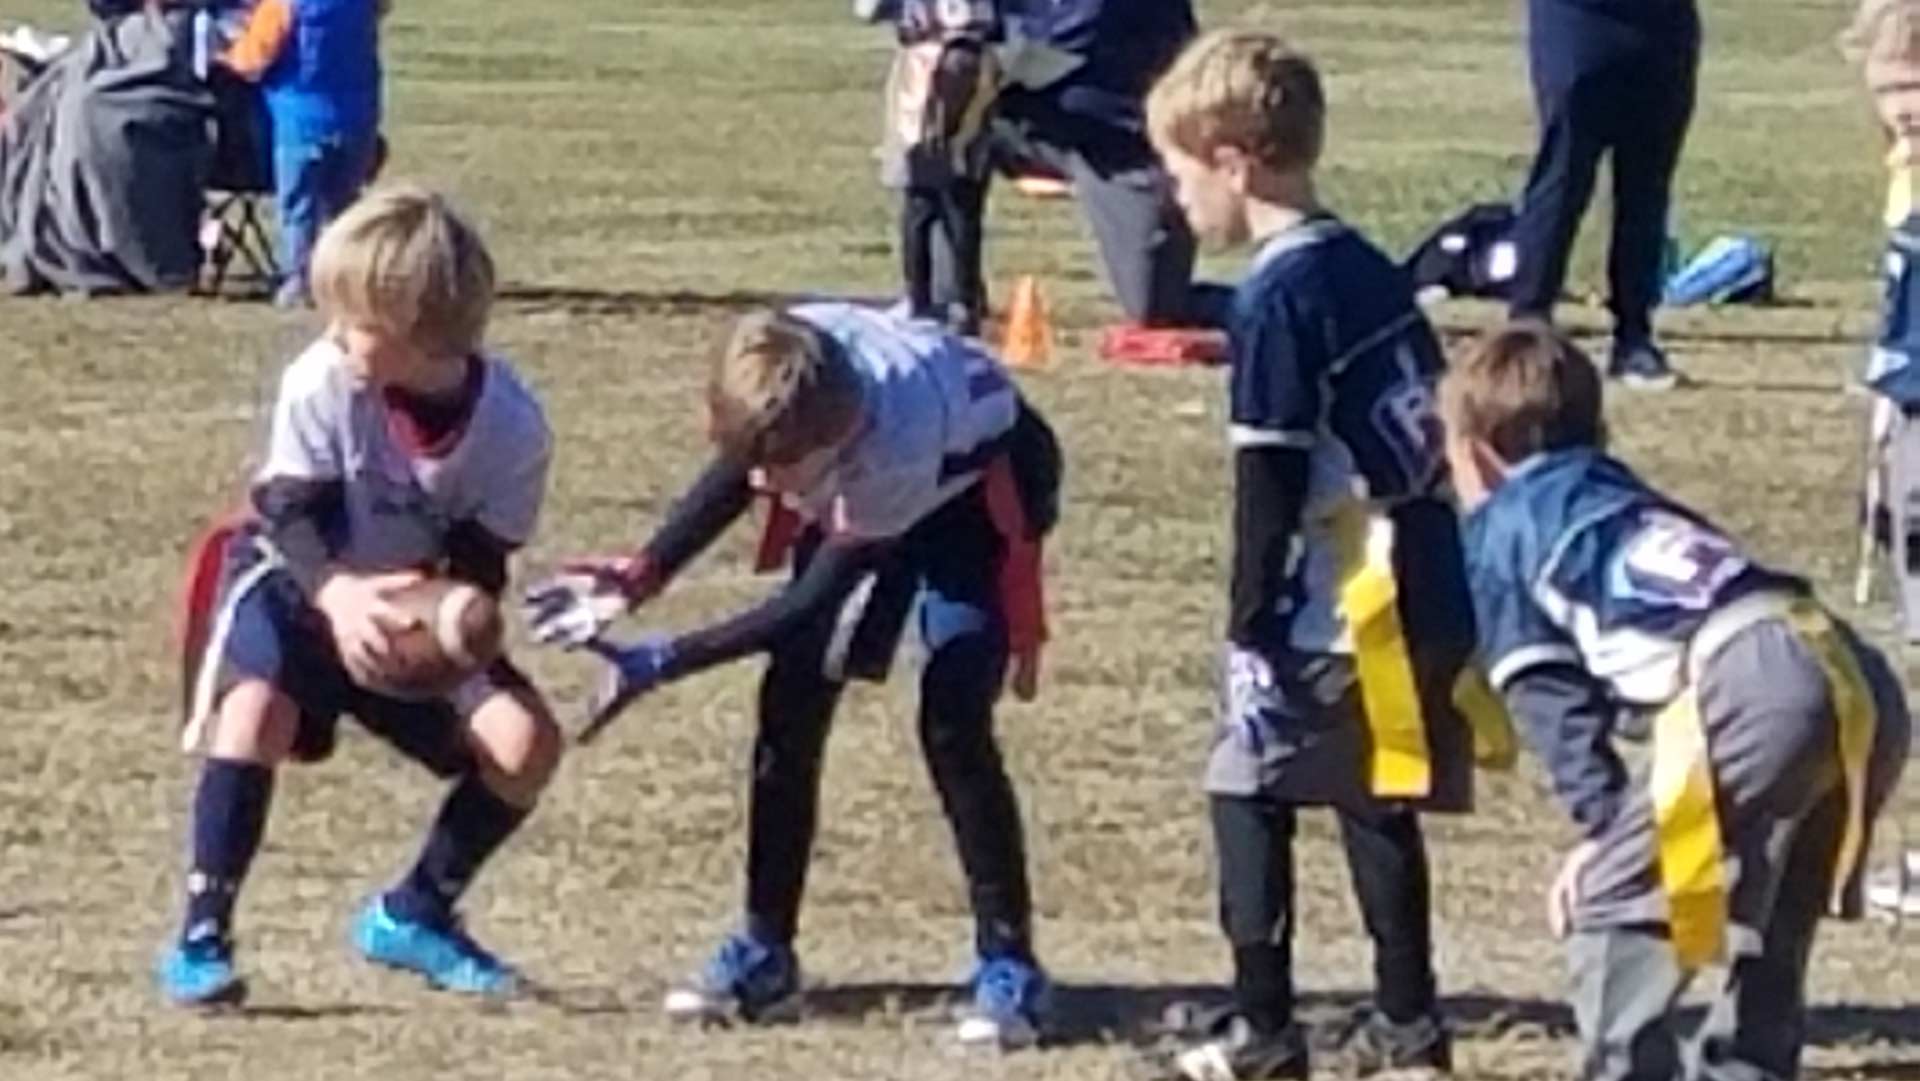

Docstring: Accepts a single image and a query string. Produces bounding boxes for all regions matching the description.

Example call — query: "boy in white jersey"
[159,185,558,1006]
[526,303,1060,1047]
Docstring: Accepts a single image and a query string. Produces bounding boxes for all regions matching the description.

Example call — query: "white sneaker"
[1866,851,1920,919]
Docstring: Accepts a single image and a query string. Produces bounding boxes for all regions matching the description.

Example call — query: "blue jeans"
[273,132,377,302]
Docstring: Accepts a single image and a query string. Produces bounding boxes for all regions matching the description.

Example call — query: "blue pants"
[743,489,1034,959]
[1509,34,1698,344]
[273,132,377,301]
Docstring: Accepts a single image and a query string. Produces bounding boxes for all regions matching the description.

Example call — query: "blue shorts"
[1868,220,1920,408]
[192,537,525,776]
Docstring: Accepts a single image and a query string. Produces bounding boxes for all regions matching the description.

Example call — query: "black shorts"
[187,538,528,777]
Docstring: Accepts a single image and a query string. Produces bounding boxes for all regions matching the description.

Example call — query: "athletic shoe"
[955,955,1050,1049]
[1337,1008,1452,1076]
[1867,850,1920,919]
[351,896,517,995]
[1608,340,1680,391]
[1161,1012,1309,1081]
[157,933,247,1007]
[662,930,802,1024]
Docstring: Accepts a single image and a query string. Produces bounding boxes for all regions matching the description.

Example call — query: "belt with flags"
[1329,500,1516,799]
[1651,591,1878,970]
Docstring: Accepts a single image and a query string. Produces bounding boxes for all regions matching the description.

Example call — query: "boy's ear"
[1212,143,1254,192]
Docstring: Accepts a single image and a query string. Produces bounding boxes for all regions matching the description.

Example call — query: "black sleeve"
[1503,662,1628,838]
[444,520,515,597]
[640,457,755,582]
[663,539,886,680]
[1228,445,1309,646]
[251,477,344,594]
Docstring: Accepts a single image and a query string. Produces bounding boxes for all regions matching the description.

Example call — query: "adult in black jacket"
[1509,0,1701,390]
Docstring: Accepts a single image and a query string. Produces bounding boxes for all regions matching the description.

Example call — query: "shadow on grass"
[235,1002,397,1022]
[800,982,1920,1052]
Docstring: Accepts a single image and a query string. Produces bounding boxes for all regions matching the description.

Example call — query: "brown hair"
[707,311,864,465]
[1439,320,1605,463]
[1146,29,1325,174]
[310,183,495,358]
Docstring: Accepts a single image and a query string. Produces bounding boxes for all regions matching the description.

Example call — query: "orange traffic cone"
[1000,275,1055,371]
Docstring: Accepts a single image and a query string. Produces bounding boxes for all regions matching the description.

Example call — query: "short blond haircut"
[707,311,864,465]
[1439,321,1605,465]
[1146,29,1325,174]
[1843,0,1920,82]
[310,184,496,358]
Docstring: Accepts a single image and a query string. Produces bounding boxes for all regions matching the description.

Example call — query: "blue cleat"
[956,955,1050,1049]
[157,934,247,1008]
[662,930,801,1024]
[351,896,517,996]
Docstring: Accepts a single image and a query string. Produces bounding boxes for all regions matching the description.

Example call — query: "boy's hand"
[1547,840,1600,939]
[578,636,675,744]
[314,570,425,687]
[522,553,659,648]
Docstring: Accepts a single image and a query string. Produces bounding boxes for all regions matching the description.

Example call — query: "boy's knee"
[208,680,299,765]
[467,687,562,804]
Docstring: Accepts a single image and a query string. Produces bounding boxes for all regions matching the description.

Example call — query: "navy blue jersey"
[1228,216,1450,653]
[1463,448,1805,707]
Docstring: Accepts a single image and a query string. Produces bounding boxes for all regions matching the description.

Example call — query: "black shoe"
[1338,1009,1452,1077]
[1607,340,1679,391]
[1159,1012,1309,1081]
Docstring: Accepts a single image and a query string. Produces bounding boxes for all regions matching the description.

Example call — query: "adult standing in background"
[1509,0,1701,390]
[933,0,1224,354]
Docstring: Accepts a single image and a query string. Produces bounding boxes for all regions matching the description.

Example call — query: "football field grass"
[3,1,1920,1077]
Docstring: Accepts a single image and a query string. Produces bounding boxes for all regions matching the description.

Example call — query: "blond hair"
[707,311,864,465]
[1439,321,1605,464]
[310,184,496,358]
[1843,0,1920,76]
[1146,29,1325,174]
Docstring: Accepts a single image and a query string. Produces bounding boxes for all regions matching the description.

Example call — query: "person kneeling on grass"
[525,302,1062,1048]
[1442,321,1909,1081]
[160,185,558,1006]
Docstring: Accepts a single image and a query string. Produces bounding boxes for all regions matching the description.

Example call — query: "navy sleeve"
[1228,288,1323,453]
[444,520,515,597]
[1463,506,1581,689]
[662,539,888,680]
[1503,662,1628,837]
[640,457,755,584]
[250,477,344,594]
[1228,445,1308,647]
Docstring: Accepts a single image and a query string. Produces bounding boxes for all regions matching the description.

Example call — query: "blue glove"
[578,635,675,745]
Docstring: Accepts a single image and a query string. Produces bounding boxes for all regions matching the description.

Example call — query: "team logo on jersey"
[1613,511,1747,610]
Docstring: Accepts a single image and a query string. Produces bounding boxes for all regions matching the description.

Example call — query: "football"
[365,578,504,698]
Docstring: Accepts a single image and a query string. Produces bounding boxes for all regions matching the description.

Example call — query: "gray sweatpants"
[930,119,1201,325]
[1566,618,1909,1081]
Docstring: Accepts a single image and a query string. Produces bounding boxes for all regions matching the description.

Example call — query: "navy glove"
[578,635,675,745]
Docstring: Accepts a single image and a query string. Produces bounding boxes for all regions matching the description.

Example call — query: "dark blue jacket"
[1528,0,1698,85]
[999,0,1194,154]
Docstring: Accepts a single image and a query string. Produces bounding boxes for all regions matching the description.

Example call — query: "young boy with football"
[525,302,1060,1047]
[159,184,559,1006]
[1442,321,1909,1081]
[1142,30,1482,1080]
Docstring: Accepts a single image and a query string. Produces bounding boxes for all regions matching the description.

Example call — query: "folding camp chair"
[198,64,276,296]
